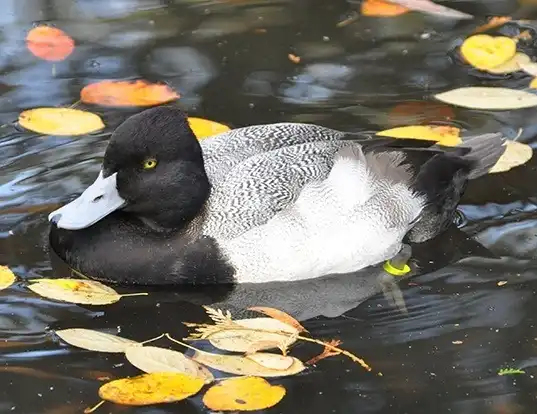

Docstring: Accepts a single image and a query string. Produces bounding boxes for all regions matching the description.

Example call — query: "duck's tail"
[401,132,507,243]
[453,132,507,179]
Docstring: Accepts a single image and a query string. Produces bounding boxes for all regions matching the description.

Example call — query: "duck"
[48,105,506,286]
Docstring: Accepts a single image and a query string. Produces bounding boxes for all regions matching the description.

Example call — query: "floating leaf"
[205,318,299,353]
[489,141,533,174]
[27,278,139,305]
[98,373,204,406]
[460,35,516,71]
[191,350,305,377]
[125,346,214,383]
[248,307,307,333]
[55,328,140,353]
[391,0,473,19]
[80,80,179,107]
[203,376,285,412]
[26,26,74,61]
[0,266,16,291]
[188,117,231,140]
[377,125,462,146]
[486,52,531,74]
[434,87,537,110]
[520,62,537,77]
[361,0,409,17]
[18,108,105,136]
[245,353,295,370]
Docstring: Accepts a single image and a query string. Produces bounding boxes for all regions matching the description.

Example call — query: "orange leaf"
[26,26,74,61]
[80,80,180,107]
[472,16,512,34]
[248,306,308,333]
[361,0,410,17]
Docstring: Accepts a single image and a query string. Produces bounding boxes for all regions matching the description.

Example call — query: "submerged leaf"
[27,278,121,305]
[26,26,74,61]
[248,306,308,333]
[18,108,105,136]
[460,35,516,71]
[188,117,231,140]
[434,87,537,110]
[489,141,533,174]
[0,266,16,291]
[98,373,204,406]
[245,353,295,370]
[377,125,461,146]
[125,346,214,383]
[206,318,298,353]
[80,80,179,107]
[55,328,140,353]
[191,350,305,377]
[203,376,286,411]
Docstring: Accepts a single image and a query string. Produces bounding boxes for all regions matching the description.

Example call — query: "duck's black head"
[49,106,210,230]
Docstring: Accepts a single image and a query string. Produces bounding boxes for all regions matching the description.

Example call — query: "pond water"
[2,0,537,413]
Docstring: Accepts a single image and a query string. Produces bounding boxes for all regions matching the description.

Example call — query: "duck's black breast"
[48,213,236,286]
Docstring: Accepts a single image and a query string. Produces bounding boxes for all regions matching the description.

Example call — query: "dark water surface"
[2,0,537,413]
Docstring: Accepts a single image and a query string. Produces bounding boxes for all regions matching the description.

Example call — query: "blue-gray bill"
[48,171,126,230]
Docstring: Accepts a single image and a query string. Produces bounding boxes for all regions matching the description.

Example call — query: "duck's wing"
[200,136,428,239]
[199,123,362,185]
[201,139,347,239]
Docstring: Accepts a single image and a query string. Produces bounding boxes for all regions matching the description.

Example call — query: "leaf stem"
[139,333,167,346]
[84,400,105,413]
[119,292,149,298]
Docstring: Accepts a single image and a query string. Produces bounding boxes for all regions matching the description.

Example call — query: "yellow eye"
[143,158,158,169]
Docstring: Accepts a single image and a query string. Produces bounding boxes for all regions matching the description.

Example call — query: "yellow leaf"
[55,328,141,353]
[489,140,533,174]
[203,376,285,411]
[27,278,135,305]
[98,373,204,406]
[125,346,214,383]
[377,125,462,146]
[0,266,16,291]
[18,108,105,136]
[486,52,531,74]
[248,306,308,333]
[460,35,516,71]
[191,350,305,377]
[188,117,230,140]
[207,317,298,353]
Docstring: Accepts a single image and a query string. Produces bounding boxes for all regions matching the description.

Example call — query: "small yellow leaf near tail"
[377,125,462,146]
